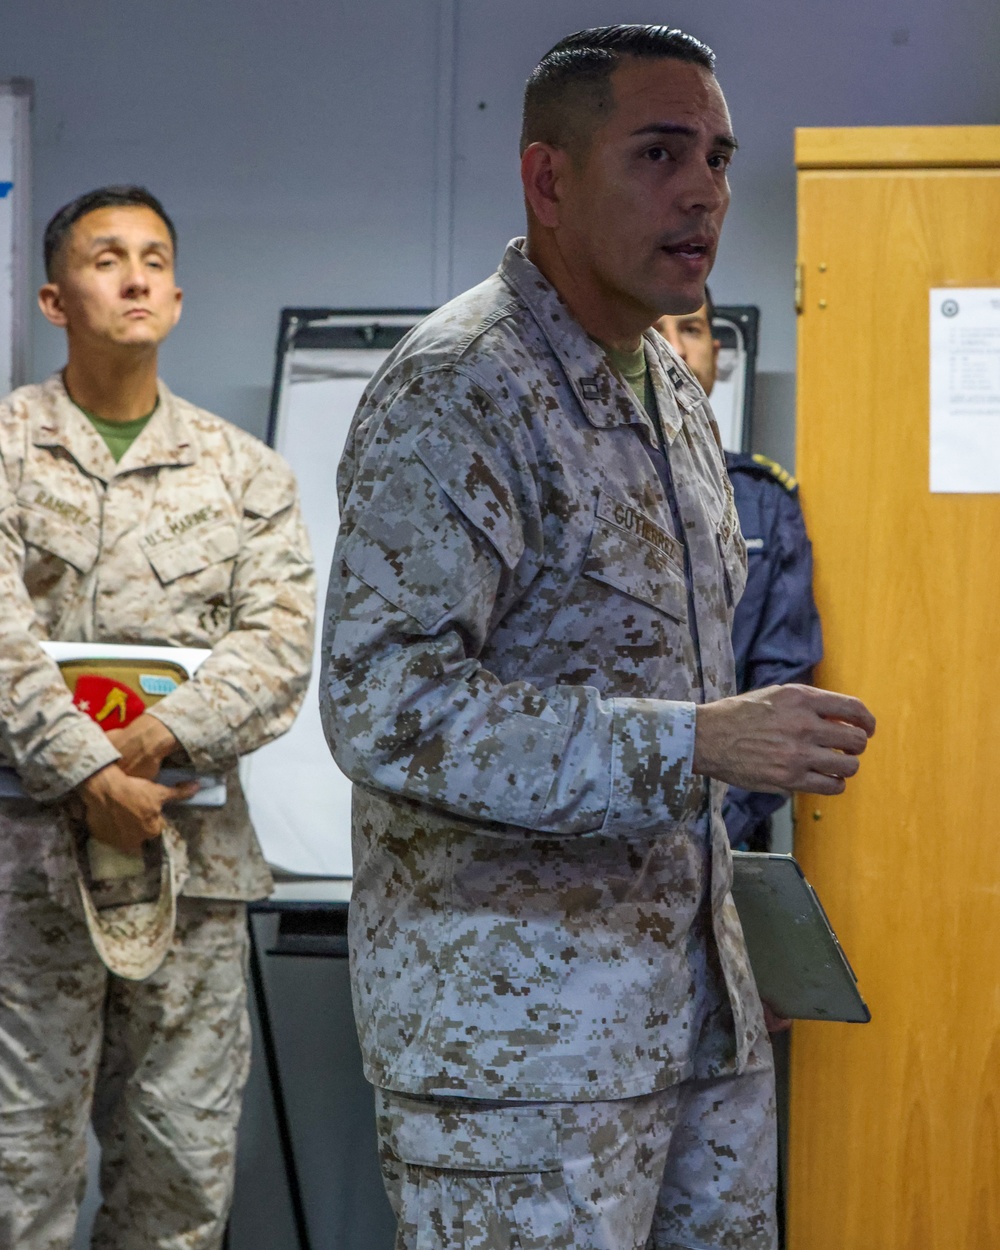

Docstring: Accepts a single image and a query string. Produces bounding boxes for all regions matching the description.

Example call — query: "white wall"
[2,0,998,449]
[0,0,444,437]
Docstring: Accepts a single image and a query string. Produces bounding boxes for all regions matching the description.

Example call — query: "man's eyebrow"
[631,123,739,152]
[87,235,171,252]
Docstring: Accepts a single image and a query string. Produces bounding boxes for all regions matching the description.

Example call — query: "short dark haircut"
[44,185,177,279]
[521,24,715,157]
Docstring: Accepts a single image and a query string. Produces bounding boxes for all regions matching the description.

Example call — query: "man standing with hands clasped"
[322,25,873,1250]
[0,186,314,1248]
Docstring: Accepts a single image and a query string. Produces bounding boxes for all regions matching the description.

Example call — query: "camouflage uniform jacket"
[0,374,315,902]
[322,240,763,1102]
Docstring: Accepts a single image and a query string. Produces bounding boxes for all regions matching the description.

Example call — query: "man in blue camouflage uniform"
[321,26,872,1250]
[656,293,823,851]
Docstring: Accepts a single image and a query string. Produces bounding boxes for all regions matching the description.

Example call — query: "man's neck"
[524,229,648,354]
[63,346,160,424]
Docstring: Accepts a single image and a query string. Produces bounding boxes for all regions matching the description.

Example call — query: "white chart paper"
[930,288,1000,492]
[241,348,386,876]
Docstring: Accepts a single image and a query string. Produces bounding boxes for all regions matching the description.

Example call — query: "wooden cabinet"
[790,126,1000,1250]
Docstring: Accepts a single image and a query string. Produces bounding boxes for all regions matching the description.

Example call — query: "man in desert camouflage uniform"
[321,26,874,1250]
[0,186,314,1248]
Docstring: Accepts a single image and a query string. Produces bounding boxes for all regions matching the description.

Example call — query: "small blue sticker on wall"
[0,183,13,199]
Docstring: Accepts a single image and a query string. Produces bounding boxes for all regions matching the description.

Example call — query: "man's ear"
[38,282,68,329]
[521,142,569,230]
[170,285,183,330]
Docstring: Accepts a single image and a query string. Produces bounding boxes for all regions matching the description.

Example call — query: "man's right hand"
[693,684,876,796]
[78,765,199,855]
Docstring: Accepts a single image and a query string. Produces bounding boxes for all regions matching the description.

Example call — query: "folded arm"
[149,456,316,770]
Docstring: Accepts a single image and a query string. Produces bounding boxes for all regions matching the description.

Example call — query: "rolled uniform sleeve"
[0,477,120,800]
[322,374,701,839]
[150,456,316,770]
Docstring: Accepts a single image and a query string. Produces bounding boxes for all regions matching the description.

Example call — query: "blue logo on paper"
[941,299,959,317]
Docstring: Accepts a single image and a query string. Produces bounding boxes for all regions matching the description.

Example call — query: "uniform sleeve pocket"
[342,460,498,632]
[20,506,99,574]
[145,523,240,585]
[582,514,688,623]
[415,416,524,572]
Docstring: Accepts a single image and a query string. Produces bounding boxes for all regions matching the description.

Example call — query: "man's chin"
[111,328,167,350]
[652,285,707,318]
[646,258,712,318]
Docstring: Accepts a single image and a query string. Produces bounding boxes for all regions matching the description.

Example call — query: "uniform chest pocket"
[144,523,240,585]
[21,505,99,574]
[582,511,688,623]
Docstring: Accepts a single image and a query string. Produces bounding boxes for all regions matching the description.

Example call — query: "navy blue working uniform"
[723,452,823,850]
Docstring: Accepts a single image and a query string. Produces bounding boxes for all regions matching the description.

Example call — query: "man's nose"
[121,259,150,297]
[677,159,727,217]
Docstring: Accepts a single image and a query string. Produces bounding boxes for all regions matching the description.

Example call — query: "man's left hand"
[106,713,179,780]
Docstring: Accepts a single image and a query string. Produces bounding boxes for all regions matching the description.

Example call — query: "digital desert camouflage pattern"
[376,1036,776,1250]
[321,239,764,1103]
[0,373,316,902]
[0,377,313,1244]
[0,891,250,1250]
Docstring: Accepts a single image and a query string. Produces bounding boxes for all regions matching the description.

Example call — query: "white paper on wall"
[0,83,31,396]
[930,288,1000,493]
[709,320,747,452]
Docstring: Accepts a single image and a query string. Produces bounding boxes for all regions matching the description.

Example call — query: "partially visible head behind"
[655,286,720,394]
[44,185,177,280]
[521,24,715,161]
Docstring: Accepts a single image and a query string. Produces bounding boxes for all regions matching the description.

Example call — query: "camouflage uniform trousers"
[0,888,251,1250]
[376,1041,776,1250]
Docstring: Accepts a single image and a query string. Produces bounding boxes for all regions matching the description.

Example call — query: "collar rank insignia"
[667,364,686,390]
[580,377,601,401]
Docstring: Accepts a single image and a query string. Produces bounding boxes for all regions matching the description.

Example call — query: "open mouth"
[663,239,711,260]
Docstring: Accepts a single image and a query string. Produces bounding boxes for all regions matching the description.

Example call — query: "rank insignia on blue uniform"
[580,377,601,400]
[750,453,798,492]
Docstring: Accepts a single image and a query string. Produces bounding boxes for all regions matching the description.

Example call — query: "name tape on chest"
[144,505,226,548]
[33,489,90,529]
[599,494,680,560]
